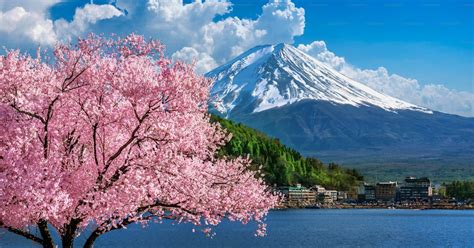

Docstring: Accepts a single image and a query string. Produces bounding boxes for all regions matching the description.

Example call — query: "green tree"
[211,115,364,190]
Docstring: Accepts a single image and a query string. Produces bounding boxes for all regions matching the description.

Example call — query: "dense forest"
[211,115,363,191]
[444,181,474,200]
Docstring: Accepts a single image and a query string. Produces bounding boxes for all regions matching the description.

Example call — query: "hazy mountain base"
[225,100,474,184]
[314,151,474,184]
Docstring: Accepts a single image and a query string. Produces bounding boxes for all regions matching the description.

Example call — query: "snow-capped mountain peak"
[206,43,431,116]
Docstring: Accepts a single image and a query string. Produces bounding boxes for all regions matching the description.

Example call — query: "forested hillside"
[212,115,363,191]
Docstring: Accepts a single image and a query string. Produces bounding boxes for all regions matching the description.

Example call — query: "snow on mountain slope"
[206,43,432,116]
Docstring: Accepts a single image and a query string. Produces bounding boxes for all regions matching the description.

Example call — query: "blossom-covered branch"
[0,34,278,248]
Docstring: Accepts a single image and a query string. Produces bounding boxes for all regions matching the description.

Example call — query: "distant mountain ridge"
[206,43,474,169]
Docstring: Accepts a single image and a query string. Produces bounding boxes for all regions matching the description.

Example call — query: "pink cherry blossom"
[0,33,279,248]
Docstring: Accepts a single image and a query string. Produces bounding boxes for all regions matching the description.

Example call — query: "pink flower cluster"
[0,34,278,245]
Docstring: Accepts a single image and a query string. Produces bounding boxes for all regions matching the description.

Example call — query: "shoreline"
[276,203,474,210]
[274,206,474,210]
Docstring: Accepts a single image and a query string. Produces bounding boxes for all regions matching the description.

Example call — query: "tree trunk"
[37,220,54,248]
[62,218,81,248]
[62,236,74,248]
[83,231,100,248]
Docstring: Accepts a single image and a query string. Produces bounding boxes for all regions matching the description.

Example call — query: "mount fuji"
[206,43,474,169]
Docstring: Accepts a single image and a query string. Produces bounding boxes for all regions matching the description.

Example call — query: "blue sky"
[225,0,474,92]
[29,0,474,92]
[0,0,473,116]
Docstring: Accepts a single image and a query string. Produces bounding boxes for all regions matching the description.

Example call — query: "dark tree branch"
[62,68,88,92]
[69,108,152,231]
[99,135,171,191]
[62,55,82,86]
[42,96,59,159]
[83,214,161,248]
[10,103,46,124]
[71,99,170,244]
[37,220,54,248]
[0,222,44,245]
[7,50,101,248]
[61,54,89,93]
[101,162,131,190]
[83,201,192,248]
[92,123,99,168]
[97,108,151,184]
[61,218,81,248]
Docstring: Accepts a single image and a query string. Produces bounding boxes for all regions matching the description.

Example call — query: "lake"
[1,209,473,247]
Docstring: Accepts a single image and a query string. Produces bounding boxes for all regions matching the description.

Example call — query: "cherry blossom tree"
[0,34,278,248]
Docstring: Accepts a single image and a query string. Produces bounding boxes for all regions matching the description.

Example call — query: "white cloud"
[202,0,304,63]
[298,41,346,70]
[0,0,60,12]
[172,47,218,74]
[114,0,304,71]
[54,4,123,42]
[298,41,474,117]
[137,0,230,51]
[1,0,305,69]
[0,2,123,46]
[343,66,474,117]
[256,0,305,44]
[0,7,56,45]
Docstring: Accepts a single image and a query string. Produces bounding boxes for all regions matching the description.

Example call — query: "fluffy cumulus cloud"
[344,67,474,117]
[0,0,61,13]
[0,6,57,45]
[1,0,305,68]
[298,41,474,117]
[298,41,346,70]
[0,0,472,116]
[256,0,305,44]
[129,0,305,68]
[0,1,122,46]
[54,4,123,41]
[172,47,218,74]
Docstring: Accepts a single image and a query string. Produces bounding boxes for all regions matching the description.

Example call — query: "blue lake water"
[1,209,473,247]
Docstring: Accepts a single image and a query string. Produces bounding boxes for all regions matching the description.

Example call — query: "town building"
[364,184,376,201]
[326,190,338,201]
[337,191,347,201]
[399,177,432,201]
[311,185,326,194]
[310,185,340,204]
[319,191,334,204]
[346,186,359,200]
[278,184,316,205]
[375,181,397,201]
